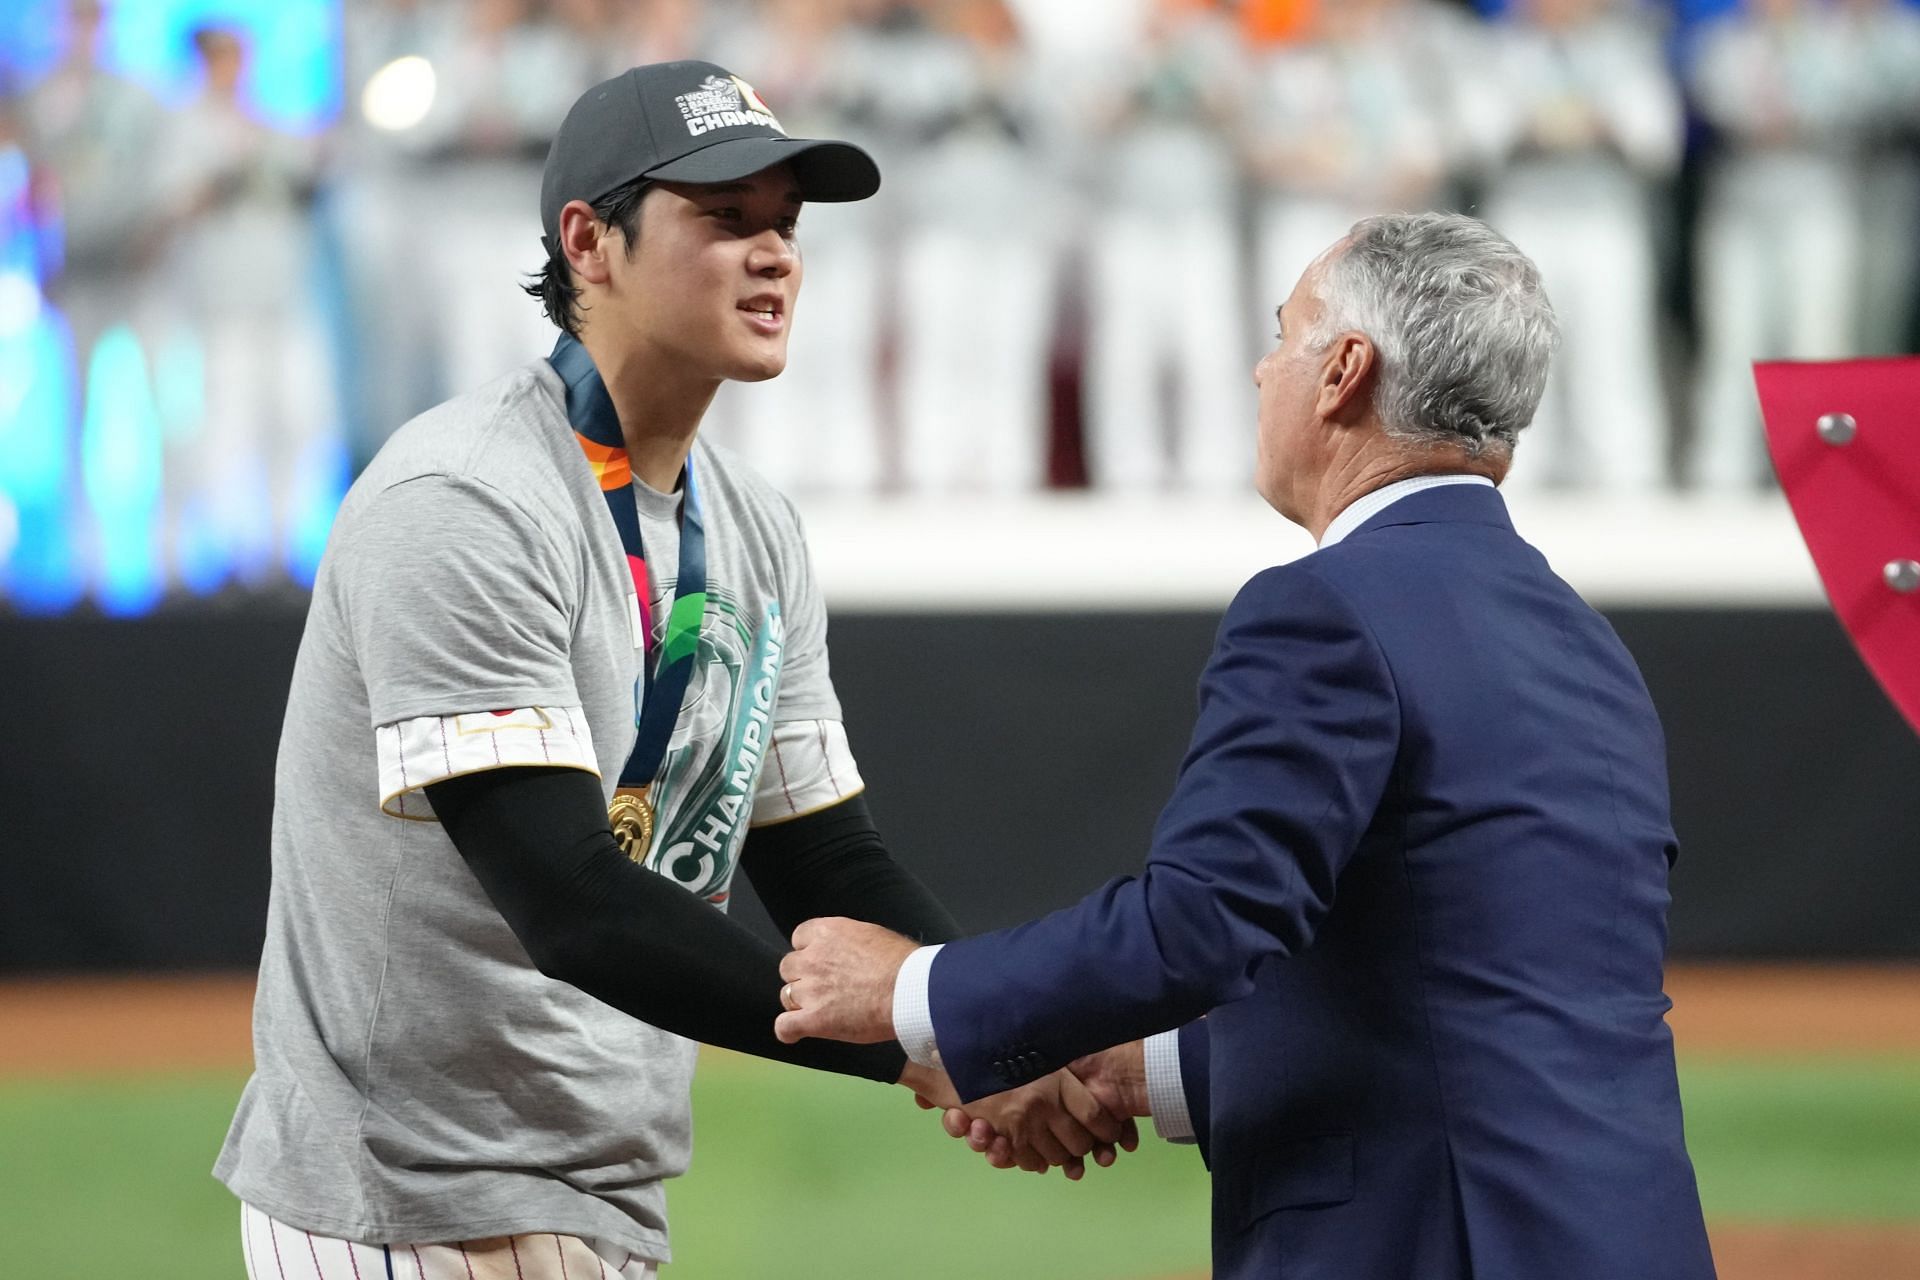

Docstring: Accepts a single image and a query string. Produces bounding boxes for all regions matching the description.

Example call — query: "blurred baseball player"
[214,60,1127,1280]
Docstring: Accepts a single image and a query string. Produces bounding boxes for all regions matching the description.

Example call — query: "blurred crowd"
[9,0,1920,563]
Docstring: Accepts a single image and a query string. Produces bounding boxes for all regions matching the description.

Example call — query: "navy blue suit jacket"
[928,485,1716,1279]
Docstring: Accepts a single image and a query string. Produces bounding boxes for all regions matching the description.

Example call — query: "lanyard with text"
[550,334,708,861]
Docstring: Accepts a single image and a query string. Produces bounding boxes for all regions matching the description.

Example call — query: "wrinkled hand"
[947,1042,1149,1173]
[1067,1040,1150,1123]
[774,917,919,1045]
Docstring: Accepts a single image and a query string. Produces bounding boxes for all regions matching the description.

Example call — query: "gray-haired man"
[775,213,1718,1280]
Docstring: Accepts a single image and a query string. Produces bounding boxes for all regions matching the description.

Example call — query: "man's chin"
[727,356,789,385]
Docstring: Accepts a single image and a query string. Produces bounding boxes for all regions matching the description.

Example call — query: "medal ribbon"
[550,334,708,790]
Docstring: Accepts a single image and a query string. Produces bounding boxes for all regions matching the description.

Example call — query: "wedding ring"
[780,983,798,1012]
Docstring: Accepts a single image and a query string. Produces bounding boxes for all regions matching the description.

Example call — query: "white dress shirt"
[890,474,1498,1142]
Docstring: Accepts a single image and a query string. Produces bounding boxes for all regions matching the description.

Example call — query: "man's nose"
[751,231,796,277]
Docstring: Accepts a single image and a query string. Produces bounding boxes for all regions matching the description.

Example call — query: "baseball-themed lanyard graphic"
[550,334,709,793]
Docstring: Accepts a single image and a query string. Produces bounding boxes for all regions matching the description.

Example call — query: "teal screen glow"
[1,0,343,616]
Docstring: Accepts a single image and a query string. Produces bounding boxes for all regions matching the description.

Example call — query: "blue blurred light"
[287,432,348,588]
[174,494,225,596]
[0,0,63,84]
[5,0,341,133]
[147,331,228,594]
[151,325,205,450]
[0,310,85,613]
[3,1,346,615]
[79,324,165,616]
[0,123,82,612]
[1671,0,1746,32]
[0,148,28,208]
[1476,0,1920,28]
[218,454,278,587]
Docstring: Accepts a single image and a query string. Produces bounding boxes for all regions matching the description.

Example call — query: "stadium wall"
[3,604,1916,971]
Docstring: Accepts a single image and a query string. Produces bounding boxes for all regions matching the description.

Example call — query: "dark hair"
[524,177,652,338]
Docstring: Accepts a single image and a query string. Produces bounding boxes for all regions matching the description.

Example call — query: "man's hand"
[907,1061,1134,1179]
[969,1069,1139,1179]
[774,917,919,1045]
[947,1042,1149,1172]
[1067,1040,1150,1122]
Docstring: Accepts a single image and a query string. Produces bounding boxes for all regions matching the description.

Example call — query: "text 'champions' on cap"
[540,60,881,245]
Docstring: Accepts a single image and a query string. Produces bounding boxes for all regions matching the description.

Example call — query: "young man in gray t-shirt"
[214,60,1130,1278]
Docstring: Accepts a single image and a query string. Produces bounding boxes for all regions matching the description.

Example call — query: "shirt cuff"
[1144,1028,1196,1144]
[376,707,599,821]
[750,719,867,825]
[890,943,945,1069]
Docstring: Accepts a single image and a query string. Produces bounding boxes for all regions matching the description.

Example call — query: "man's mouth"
[739,296,785,328]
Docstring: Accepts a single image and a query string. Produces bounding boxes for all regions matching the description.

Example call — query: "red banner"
[1756,358,1920,737]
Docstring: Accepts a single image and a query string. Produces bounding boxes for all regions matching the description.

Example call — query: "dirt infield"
[4,963,1915,1076]
[1147,1228,1920,1280]
[1154,1226,1920,1280]
[0,972,255,1075]
[1152,1229,1920,1279]
[1707,1225,1920,1279]
[1665,964,1920,1056]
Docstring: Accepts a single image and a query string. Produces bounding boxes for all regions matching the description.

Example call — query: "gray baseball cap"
[539,61,880,247]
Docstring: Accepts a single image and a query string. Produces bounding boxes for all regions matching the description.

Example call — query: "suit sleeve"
[1179,1018,1214,1168]
[927,563,1401,1101]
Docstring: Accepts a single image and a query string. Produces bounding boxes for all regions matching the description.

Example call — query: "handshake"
[772,917,1150,1178]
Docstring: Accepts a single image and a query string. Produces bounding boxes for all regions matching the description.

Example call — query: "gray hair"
[1304,212,1558,458]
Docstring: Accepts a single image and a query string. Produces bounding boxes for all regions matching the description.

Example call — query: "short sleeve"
[341,474,583,726]
[770,498,842,725]
[751,719,865,825]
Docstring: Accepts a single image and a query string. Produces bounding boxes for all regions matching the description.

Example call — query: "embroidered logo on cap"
[676,74,784,137]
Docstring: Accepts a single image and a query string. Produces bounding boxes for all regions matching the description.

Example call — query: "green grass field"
[0,1054,1914,1279]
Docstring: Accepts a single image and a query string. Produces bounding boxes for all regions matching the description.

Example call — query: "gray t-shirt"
[214,360,846,1259]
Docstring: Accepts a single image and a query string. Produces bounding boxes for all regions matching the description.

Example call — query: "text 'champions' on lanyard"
[551,334,708,862]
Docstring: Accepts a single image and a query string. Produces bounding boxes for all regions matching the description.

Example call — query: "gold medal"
[608,787,655,863]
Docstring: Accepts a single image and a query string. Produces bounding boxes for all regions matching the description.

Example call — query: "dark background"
[3,605,1916,971]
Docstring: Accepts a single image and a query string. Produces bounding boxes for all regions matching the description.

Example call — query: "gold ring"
[780,983,797,1012]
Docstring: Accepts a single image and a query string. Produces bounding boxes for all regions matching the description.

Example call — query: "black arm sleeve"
[424,766,906,1084]
[739,793,962,946]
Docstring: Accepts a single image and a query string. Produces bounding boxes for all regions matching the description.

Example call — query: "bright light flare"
[362,56,437,133]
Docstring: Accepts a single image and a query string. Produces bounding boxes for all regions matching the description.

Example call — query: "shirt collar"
[1318,474,1496,549]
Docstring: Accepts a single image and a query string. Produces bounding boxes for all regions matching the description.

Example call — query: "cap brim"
[644,136,880,202]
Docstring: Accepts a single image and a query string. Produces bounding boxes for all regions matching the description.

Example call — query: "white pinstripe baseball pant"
[242,1203,660,1280]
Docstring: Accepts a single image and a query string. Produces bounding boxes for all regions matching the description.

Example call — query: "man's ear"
[559,199,613,287]
[1317,333,1377,421]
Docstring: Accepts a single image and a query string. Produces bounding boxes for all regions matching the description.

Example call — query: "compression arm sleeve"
[740,793,962,946]
[424,765,907,1083]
